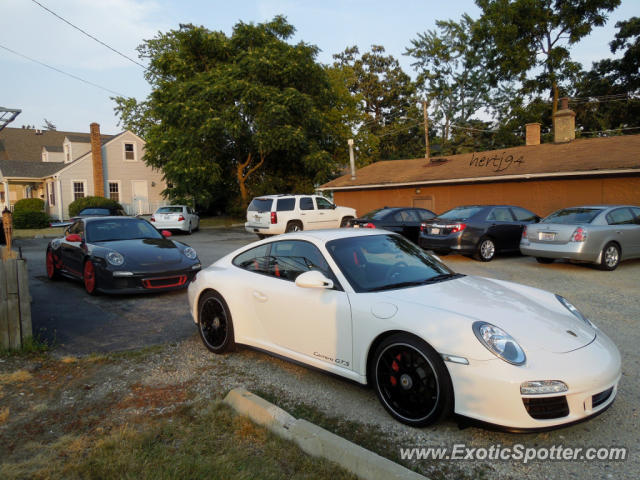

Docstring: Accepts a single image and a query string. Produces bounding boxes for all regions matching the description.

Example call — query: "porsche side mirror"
[295,270,334,289]
[161,230,172,238]
[65,234,82,243]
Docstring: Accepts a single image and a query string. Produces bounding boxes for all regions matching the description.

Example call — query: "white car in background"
[188,229,620,430]
[151,205,200,234]
[244,194,356,238]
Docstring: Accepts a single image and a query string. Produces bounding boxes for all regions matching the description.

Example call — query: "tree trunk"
[236,152,265,208]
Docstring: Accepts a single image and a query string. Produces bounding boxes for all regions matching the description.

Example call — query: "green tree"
[406,14,494,151]
[333,45,423,161]
[475,0,621,114]
[114,17,343,209]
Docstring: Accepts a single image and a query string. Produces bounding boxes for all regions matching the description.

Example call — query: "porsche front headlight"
[556,295,596,328]
[183,246,197,260]
[473,322,526,365]
[106,251,124,266]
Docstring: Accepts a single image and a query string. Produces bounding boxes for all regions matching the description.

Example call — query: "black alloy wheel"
[371,333,452,427]
[198,290,235,353]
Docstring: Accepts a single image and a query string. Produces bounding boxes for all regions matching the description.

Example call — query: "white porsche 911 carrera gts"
[187,229,621,430]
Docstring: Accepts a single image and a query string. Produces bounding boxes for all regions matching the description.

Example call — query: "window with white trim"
[64,144,72,163]
[108,181,120,202]
[124,142,136,161]
[73,181,85,201]
[48,182,56,206]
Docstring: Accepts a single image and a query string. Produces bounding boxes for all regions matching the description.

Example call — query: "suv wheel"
[285,221,303,233]
[340,216,354,228]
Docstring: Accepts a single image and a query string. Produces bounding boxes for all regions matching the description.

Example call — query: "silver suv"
[245,194,356,238]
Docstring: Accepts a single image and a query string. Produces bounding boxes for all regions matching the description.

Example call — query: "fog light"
[520,380,568,395]
[191,263,201,270]
[113,271,134,277]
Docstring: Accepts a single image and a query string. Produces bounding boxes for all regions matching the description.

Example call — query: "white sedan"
[151,205,200,234]
[188,229,621,430]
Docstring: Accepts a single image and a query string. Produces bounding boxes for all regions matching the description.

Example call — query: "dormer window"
[124,142,136,161]
[42,150,48,162]
[64,144,72,163]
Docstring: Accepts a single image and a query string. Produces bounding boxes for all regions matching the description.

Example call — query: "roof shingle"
[0,160,65,178]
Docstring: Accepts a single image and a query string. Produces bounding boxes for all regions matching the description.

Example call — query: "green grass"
[0,334,51,357]
[1,402,358,480]
[12,226,65,238]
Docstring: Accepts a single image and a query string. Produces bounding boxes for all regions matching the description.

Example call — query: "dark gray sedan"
[520,205,640,270]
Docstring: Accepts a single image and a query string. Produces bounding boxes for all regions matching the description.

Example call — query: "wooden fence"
[0,251,32,350]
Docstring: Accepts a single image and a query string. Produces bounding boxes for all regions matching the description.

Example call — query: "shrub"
[13,198,45,214]
[68,196,123,218]
[13,210,50,229]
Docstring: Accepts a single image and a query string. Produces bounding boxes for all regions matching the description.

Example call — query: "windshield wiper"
[423,273,465,284]
[367,273,465,292]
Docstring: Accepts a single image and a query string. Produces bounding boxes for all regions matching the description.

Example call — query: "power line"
[0,43,129,98]
[30,0,147,70]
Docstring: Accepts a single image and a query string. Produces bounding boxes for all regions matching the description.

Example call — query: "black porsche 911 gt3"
[46,216,201,294]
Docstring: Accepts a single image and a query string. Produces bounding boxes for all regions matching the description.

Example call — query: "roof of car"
[271,228,388,242]
[82,216,137,223]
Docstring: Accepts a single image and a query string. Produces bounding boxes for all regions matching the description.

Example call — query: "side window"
[69,221,84,237]
[276,198,295,211]
[511,207,538,222]
[392,211,406,222]
[300,197,315,211]
[315,197,334,210]
[270,240,333,282]
[232,244,271,275]
[606,208,635,225]
[404,210,420,222]
[631,207,640,222]
[487,207,514,222]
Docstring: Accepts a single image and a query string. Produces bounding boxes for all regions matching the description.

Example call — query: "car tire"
[198,290,235,354]
[340,216,354,228]
[83,259,99,295]
[46,249,59,280]
[187,222,193,235]
[257,234,266,240]
[370,333,453,427]
[598,242,621,271]
[474,237,496,262]
[536,257,555,264]
[285,221,303,233]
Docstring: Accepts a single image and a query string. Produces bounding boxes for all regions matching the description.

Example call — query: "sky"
[1,0,637,134]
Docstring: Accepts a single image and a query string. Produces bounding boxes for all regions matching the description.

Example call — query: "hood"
[380,276,595,354]
[96,238,186,268]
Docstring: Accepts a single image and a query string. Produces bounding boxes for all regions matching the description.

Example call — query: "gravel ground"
[10,229,640,479]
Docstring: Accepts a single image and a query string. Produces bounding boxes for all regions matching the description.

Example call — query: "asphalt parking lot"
[15,227,640,478]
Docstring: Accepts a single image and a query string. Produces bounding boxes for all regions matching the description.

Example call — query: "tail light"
[364,223,376,228]
[150,216,155,222]
[178,215,185,221]
[420,223,426,232]
[450,223,466,233]
[571,227,587,242]
[522,226,527,238]
[271,212,277,224]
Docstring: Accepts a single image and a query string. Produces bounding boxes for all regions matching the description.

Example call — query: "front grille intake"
[522,396,570,419]
[142,275,187,289]
[592,387,614,408]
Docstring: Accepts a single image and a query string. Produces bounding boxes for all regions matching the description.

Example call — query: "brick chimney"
[553,97,576,143]
[90,122,104,197]
[525,123,540,146]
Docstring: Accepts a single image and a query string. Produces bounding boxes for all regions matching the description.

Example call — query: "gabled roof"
[0,127,115,163]
[0,160,65,179]
[319,135,640,191]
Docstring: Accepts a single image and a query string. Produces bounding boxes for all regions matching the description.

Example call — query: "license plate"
[430,227,440,235]
[163,215,171,220]
[353,224,359,228]
[540,232,555,241]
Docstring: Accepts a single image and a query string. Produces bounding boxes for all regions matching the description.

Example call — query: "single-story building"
[319,101,640,217]
[0,124,167,220]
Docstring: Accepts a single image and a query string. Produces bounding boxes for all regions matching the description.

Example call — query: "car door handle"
[253,291,267,302]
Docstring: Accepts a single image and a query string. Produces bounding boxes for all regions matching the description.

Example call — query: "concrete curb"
[224,388,426,480]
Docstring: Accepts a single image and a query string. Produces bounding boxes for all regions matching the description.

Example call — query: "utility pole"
[422,100,430,159]
[348,139,356,180]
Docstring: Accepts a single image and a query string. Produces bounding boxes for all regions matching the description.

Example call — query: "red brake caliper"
[390,353,401,386]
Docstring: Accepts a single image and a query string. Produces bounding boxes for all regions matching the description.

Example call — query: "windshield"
[438,206,483,221]
[156,206,183,213]
[86,218,163,242]
[79,208,111,216]
[361,209,390,220]
[543,208,603,224]
[326,234,457,293]
[248,198,273,212]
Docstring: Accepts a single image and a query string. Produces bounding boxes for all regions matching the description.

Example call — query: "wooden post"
[422,100,430,159]
[2,208,13,255]
[17,259,32,342]
[0,261,9,349]
[4,259,20,349]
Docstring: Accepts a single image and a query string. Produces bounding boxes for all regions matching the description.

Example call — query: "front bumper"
[520,240,601,262]
[96,265,201,294]
[446,331,621,429]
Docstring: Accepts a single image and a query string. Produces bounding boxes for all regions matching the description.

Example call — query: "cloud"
[0,0,166,70]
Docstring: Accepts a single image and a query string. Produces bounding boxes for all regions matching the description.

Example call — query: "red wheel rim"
[84,261,96,293]
[46,251,55,278]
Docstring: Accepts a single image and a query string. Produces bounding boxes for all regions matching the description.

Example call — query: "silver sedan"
[520,205,640,270]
